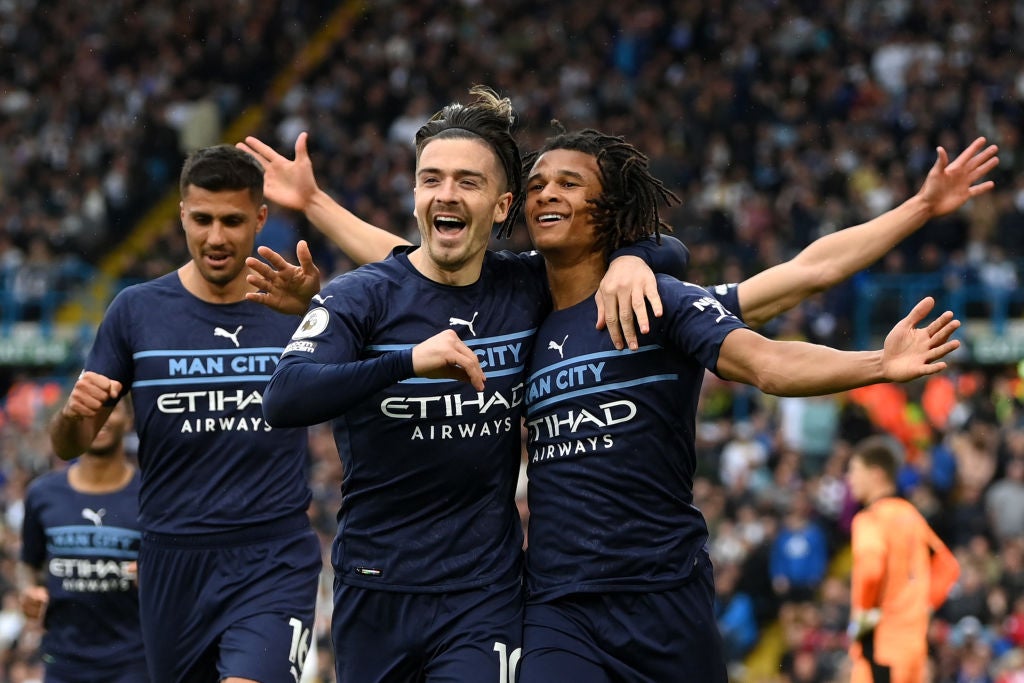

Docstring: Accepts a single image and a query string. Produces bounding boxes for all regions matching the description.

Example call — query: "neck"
[178,262,253,303]
[543,249,606,311]
[866,484,897,506]
[408,249,483,287]
[68,453,134,494]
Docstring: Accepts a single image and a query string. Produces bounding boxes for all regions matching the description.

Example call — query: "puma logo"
[214,325,243,347]
[547,335,569,359]
[82,508,106,527]
[449,311,479,337]
[312,293,333,304]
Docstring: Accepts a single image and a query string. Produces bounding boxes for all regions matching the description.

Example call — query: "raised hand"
[237,132,319,211]
[595,255,662,351]
[245,240,321,315]
[881,297,960,383]
[411,330,486,391]
[918,137,999,218]
[62,371,123,420]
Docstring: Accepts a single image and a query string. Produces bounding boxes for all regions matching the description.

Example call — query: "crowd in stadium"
[2,0,1024,681]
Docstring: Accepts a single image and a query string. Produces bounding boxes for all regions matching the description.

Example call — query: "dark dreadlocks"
[415,85,524,239]
[523,122,680,255]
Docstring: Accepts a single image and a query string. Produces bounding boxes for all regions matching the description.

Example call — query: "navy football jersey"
[265,248,549,592]
[21,469,144,670]
[85,273,311,535]
[524,276,747,601]
[709,282,742,320]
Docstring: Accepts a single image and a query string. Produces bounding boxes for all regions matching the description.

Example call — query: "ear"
[254,204,268,235]
[493,191,513,224]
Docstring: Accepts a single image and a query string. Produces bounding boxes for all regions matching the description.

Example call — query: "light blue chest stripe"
[47,525,142,538]
[46,546,138,560]
[368,328,537,352]
[526,373,678,416]
[133,375,273,388]
[526,344,662,383]
[133,347,284,359]
[399,365,524,384]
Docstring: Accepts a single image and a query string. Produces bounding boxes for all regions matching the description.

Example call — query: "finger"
[244,291,268,304]
[959,136,988,164]
[109,380,124,400]
[594,291,607,331]
[927,340,961,362]
[924,310,955,336]
[918,360,948,376]
[295,131,309,160]
[255,244,293,271]
[930,319,961,347]
[933,146,949,171]
[241,135,280,162]
[967,180,996,198]
[966,143,998,172]
[645,278,663,320]
[235,141,262,165]
[296,240,318,273]
[246,256,276,279]
[631,288,650,336]
[618,292,639,351]
[969,155,1000,183]
[903,297,936,328]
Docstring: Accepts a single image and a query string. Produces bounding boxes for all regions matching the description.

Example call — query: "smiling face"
[525,149,603,261]
[179,185,266,301]
[411,137,512,285]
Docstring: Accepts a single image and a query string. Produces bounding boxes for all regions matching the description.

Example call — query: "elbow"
[261,391,298,428]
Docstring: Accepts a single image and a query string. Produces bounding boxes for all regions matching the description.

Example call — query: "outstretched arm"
[716,297,959,396]
[737,137,998,328]
[238,132,408,265]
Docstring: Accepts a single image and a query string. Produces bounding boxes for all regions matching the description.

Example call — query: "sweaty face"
[525,149,603,258]
[411,137,512,285]
[180,186,266,291]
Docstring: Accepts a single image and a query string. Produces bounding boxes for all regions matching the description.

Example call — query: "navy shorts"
[45,660,150,683]
[520,553,726,683]
[332,577,524,683]
[138,514,322,683]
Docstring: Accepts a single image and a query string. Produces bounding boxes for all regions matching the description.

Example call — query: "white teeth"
[436,216,463,224]
[538,214,563,222]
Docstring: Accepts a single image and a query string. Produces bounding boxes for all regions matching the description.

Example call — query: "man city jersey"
[21,469,144,670]
[266,248,549,591]
[85,273,311,535]
[524,276,747,601]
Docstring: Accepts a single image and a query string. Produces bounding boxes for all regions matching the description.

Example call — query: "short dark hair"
[179,145,265,206]
[525,123,680,255]
[415,85,524,239]
[852,435,900,484]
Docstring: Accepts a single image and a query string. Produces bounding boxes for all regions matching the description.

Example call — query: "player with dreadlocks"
[257,87,687,683]
[517,125,963,682]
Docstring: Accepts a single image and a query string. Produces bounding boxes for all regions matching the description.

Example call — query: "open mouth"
[205,252,232,267]
[433,215,467,235]
[535,212,566,226]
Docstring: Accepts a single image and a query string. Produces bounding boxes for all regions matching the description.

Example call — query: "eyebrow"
[527,169,587,183]
[417,167,489,182]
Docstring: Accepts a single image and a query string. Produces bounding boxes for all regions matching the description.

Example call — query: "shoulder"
[25,470,68,501]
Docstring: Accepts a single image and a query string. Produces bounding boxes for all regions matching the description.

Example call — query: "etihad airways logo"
[381,384,524,419]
